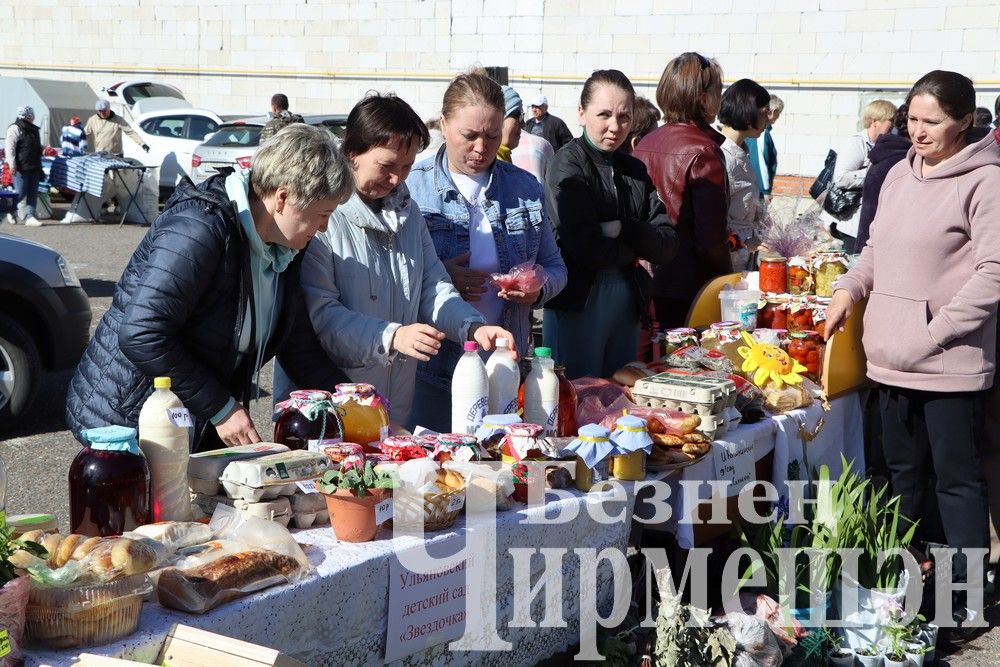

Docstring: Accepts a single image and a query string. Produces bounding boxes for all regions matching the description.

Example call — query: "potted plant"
[905,639,929,667]
[881,614,912,667]
[1,513,47,664]
[511,463,529,503]
[318,459,395,543]
[856,642,884,667]
[826,632,856,666]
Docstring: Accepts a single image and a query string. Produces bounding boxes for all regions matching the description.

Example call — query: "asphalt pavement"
[1,201,997,664]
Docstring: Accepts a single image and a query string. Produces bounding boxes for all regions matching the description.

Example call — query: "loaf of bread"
[157,550,301,614]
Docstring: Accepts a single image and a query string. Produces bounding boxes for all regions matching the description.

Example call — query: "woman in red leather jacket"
[633,52,732,328]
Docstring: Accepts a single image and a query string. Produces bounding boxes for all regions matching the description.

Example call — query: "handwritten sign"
[711,439,756,496]
[166,408,193,428]
[375,498,393,525]
[385,553,468,663]
[447,493,465,513]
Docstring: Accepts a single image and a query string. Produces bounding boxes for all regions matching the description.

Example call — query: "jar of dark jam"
[273,390,343,451]
[69,425,150,537]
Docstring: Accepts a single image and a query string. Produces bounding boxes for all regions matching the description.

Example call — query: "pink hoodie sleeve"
[926,173,1000,347]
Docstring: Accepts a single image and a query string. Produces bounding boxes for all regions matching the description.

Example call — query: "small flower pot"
[322,487,389,543]
[905,641,927,667]
[855,648,883,667]
[828,646,856,666]
[883,653,907,667]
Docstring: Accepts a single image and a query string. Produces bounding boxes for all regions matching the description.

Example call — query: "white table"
[27,477,664,667]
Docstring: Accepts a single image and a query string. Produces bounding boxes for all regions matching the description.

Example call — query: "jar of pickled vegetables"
[758,297,789,330]
[812,252,849,297]
[786,298,815,333]
[787,331,825,382]
[701,321,745,370]
[663,327,699,356]
[759,257,788,294]
[812,297,830,339]
[787,257,813,295]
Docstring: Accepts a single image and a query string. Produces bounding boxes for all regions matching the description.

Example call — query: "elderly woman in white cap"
[85,99,148,156]
[4,105,43,226]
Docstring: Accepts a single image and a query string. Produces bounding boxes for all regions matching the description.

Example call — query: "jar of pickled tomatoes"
[787,331,825,382]
[759,257,788,294]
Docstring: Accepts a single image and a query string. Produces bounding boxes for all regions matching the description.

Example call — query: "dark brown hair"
[342,93,430,157]
[719,78,770,131]
[905,70,975,123]
[270,93,289,111]
[626,97,661,149]
[441,68,505,120]
[580,69,636,108]
[655,52,723,124]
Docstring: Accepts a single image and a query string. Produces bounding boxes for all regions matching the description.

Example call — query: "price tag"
[447,494,466,513]
[0,629,10,659]
[296,479,320,494]
[166,408,194,428]
[375,498,393,525]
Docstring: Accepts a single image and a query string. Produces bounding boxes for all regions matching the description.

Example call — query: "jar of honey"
[759,257,788,294]
[787,331,825,382]
[608,415,652,482]
[332,383,390,452]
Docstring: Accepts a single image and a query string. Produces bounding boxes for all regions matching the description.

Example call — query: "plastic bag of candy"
[491,261,548,293]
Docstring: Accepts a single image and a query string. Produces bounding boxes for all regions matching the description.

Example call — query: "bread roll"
[651,433,684,448]
[110,538,157,575]
[72,536,104,561]
[55,533,84,567]
[20,529,45,544]
[683,432,709,444]
[41,533,64,564]
[436,469,465,491]
[682,440,711,456]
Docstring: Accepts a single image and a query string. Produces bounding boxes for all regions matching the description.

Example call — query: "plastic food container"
[631,374,740,439]
[26,573,151,648]
[188,443,290,495]
[718,290,761,330]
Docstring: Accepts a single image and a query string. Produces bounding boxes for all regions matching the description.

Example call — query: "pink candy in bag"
[491,262,548,293]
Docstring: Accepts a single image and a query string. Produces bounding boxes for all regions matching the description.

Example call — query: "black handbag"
[822,184,863,219]
[809,149,837,200]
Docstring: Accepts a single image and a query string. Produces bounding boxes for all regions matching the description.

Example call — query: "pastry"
[71,536,104,561]
[110,538,157,575]
[54,534,84,568]
[682,440,711,456]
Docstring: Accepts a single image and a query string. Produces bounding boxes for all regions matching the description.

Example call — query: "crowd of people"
[54,53,1000,620]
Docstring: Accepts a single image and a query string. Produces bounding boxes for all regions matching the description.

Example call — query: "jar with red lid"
[787,331,825,382]
[759,257,788,294]
[701,321,745,370]
[273,390,343,451]
[786,298,815,333]
[662,327,699,357]
[758,297,789,330]
[787,257,813,295]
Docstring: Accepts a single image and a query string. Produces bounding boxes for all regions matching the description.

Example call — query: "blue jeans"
[14,168,41,217]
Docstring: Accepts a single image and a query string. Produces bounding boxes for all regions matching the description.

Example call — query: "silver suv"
[0,234,91,431]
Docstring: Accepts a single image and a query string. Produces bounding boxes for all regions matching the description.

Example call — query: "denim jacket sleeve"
[300,231,399,368]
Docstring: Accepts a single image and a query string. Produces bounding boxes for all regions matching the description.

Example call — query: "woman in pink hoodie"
[827,71,1000,623]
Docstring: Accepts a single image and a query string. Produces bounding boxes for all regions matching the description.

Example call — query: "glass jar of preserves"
[701,321,745,370]
[331,383,390,452]
[273,390,343,451]
[787,331,825,382]
[787,257,813,295]
[812,297,830,339]
[758,297,789,330]
[813,252,849,297]
[662,327,699,356]
[759,257,788,294]
[69,426,151,537]
[786,298,816,333]
[554,366,578,437]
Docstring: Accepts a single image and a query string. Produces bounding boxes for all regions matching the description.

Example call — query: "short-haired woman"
[718,78,770,271]
[827,71,1000,619]
[827,98,897,252]
[67,124,355,450]
[406,69,568,431]
[544,70,677,379]
[633,52,732,328]
[295,93,514,426]
[624,96,661,153]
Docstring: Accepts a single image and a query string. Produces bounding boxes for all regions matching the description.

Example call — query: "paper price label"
[166,407,194,428]
[375,498,393,525]
[447,494,466,513]
[0,629,10,659]
[296,479,320,494]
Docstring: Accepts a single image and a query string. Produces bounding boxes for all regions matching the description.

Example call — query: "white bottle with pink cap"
[451,341,489,435]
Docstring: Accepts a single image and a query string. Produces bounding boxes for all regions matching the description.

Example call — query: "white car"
[122,103,223,194]
[101,80,187,122]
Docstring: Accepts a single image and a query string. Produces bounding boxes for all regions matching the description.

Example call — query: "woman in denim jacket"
[406,70,567,432]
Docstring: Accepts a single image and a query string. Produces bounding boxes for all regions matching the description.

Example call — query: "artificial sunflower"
[736,331,807,389]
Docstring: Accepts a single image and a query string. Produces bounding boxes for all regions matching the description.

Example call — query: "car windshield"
[122,83,185,106]
[316,121,347,139]
[203,125,263,147]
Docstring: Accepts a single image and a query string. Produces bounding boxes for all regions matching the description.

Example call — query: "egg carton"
[219,450,330,501]
[194,492,330,529]
[632,399,741,440]
[188,442,290,495]
[632,373,737,416]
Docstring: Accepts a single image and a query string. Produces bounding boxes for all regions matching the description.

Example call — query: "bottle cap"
[534,347,552,358]
[463,341,479,351]
[496,338,509,348]
[153,377,171,389]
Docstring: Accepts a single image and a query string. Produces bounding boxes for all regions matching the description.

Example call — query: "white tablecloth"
[635,393,864,548]
[27,477,662,667]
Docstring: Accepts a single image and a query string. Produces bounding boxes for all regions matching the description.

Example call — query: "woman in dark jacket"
[65,125,354,451]
[856,104,911,250]
[544,69,678,379]
[633,52,732,328]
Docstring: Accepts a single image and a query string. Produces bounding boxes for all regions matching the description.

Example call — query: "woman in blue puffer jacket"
[65,125,354,451]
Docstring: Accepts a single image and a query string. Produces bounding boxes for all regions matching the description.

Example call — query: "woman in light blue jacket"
[297,94,513,426]
[405,70,568,432]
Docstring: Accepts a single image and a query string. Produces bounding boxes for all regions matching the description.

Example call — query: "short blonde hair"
[863,99,897,127]
[251,124,354,208]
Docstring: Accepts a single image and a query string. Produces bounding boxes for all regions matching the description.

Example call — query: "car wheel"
[0,312,41,430]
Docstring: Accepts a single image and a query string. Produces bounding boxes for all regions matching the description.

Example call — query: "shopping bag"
[809,149,837,200]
